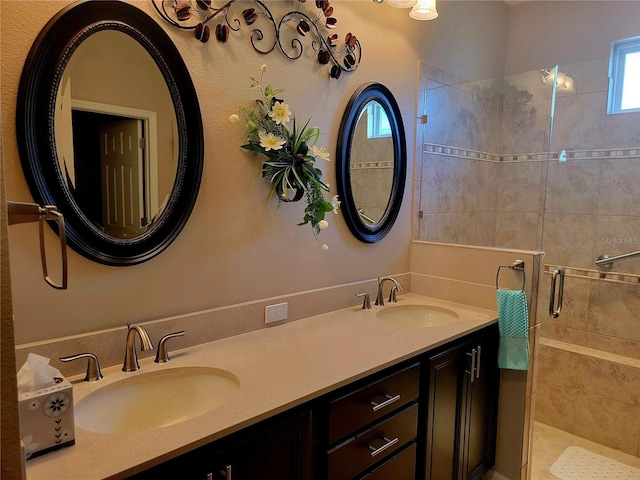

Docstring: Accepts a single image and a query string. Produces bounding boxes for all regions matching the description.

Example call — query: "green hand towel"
[497,289,529,370]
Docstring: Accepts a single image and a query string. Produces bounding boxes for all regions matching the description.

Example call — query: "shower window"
[607,36,640,114]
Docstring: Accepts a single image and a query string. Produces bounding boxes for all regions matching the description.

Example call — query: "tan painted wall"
[2,138,25,479]
[1,1,509,344]
[505,1,640,74]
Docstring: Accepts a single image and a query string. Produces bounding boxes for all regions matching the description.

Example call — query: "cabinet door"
[132,410,313,480]
[218,410,314,480]
[424,345,465,480]
[459,334,499,480]
[423,328,499,480]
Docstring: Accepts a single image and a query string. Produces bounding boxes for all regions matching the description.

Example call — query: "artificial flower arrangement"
[231,65,340,249]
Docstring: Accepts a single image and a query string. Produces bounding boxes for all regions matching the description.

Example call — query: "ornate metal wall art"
[151,0,361,79]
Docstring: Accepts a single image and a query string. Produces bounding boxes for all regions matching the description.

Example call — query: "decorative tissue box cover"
[19,377,75,459]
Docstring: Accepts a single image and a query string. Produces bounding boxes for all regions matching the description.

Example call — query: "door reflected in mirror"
[18,0,204,265]
[54,30,178,239]
[351,101,395,226]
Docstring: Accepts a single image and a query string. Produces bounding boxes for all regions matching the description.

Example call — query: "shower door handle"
[548,268,565,318]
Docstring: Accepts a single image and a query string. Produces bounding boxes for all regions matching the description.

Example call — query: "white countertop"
[26,294,497,480]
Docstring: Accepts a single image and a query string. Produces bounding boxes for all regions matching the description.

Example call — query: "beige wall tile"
[522,394,532,467]
[411,242,537,290]
[603,112,640,148]
[494,212,540,251]
[585,333,640,360]
[550,91,606,151]
[542,214,597,267]
[598,158,640,216]
[496,162,544,213]
[575,355,640,406]
[411,274,497,310]
[588,282,640,343]
[536,344,580,387]
[545,160,601,215]
[539,323,588,347]
[573,390,639,455]
[501,99,552,155]
[534,380,575,432]
[495,369,528,480]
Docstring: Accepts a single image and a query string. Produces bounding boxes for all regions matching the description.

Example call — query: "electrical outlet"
[265,302,288,324]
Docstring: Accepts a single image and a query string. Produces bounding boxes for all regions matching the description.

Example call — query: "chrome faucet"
[375,277,403,306]
[122,324,154,372]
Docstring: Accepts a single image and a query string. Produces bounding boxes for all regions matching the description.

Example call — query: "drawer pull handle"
[219,465,232,479]
[466,348,477,383]
[370,394,401,412]
[368,436,399,457]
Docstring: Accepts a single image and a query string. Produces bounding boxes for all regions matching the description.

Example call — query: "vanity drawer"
[327,403,418,480]
[329,363,419,443]
[360,442,416,479]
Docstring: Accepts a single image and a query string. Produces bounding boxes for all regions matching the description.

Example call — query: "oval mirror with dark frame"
[337,83,406,243]
[17,0,204,266]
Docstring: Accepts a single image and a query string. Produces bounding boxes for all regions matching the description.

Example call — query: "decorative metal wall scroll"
[151,0,361,79]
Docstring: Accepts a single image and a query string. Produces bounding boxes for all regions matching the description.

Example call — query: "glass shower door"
[535,56,640,456]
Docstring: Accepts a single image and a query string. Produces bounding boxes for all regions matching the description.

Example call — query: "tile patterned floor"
[530,421,640,480]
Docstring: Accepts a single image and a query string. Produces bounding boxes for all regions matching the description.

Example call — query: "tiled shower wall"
[417,61,640,455]
[419,64,552,249]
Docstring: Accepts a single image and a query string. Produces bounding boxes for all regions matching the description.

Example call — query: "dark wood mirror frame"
[16,0,204,266]
[336,83,406,243]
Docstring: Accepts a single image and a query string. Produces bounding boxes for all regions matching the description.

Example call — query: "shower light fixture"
[541,68,575,92]
[374,0,438,20]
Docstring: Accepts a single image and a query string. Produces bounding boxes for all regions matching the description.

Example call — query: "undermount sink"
[377,304,459,328]
[75,367,240,434]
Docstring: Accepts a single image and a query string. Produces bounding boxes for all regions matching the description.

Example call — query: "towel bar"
[496,260,525,290]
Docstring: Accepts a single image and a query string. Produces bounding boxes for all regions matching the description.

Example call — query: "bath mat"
[549,446,640,480]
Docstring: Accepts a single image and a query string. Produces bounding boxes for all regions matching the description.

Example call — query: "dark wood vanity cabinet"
[324,364,421,480]
[423,327,499,480]
[129,409,314,480]
[206,410,314,480]
[130,325,498,480]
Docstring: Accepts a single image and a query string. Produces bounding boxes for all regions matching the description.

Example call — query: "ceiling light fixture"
[374,0,438,20]
[409,0,439,20]
[387,0,418,7]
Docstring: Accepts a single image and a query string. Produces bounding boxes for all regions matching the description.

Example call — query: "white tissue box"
[19,377,75,459]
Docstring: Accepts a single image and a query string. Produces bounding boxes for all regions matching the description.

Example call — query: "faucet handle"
[154,331,186,364]
[60,353,103,382]
[388,286,399,303]
[355,292,371,310]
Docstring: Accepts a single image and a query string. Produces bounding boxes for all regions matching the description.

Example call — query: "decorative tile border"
[544,264,640,285]
[351,161,394,170]
[423,143,501,162]
[554,148,640,161]
[501,152,555,163]
[423,143,640,164]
